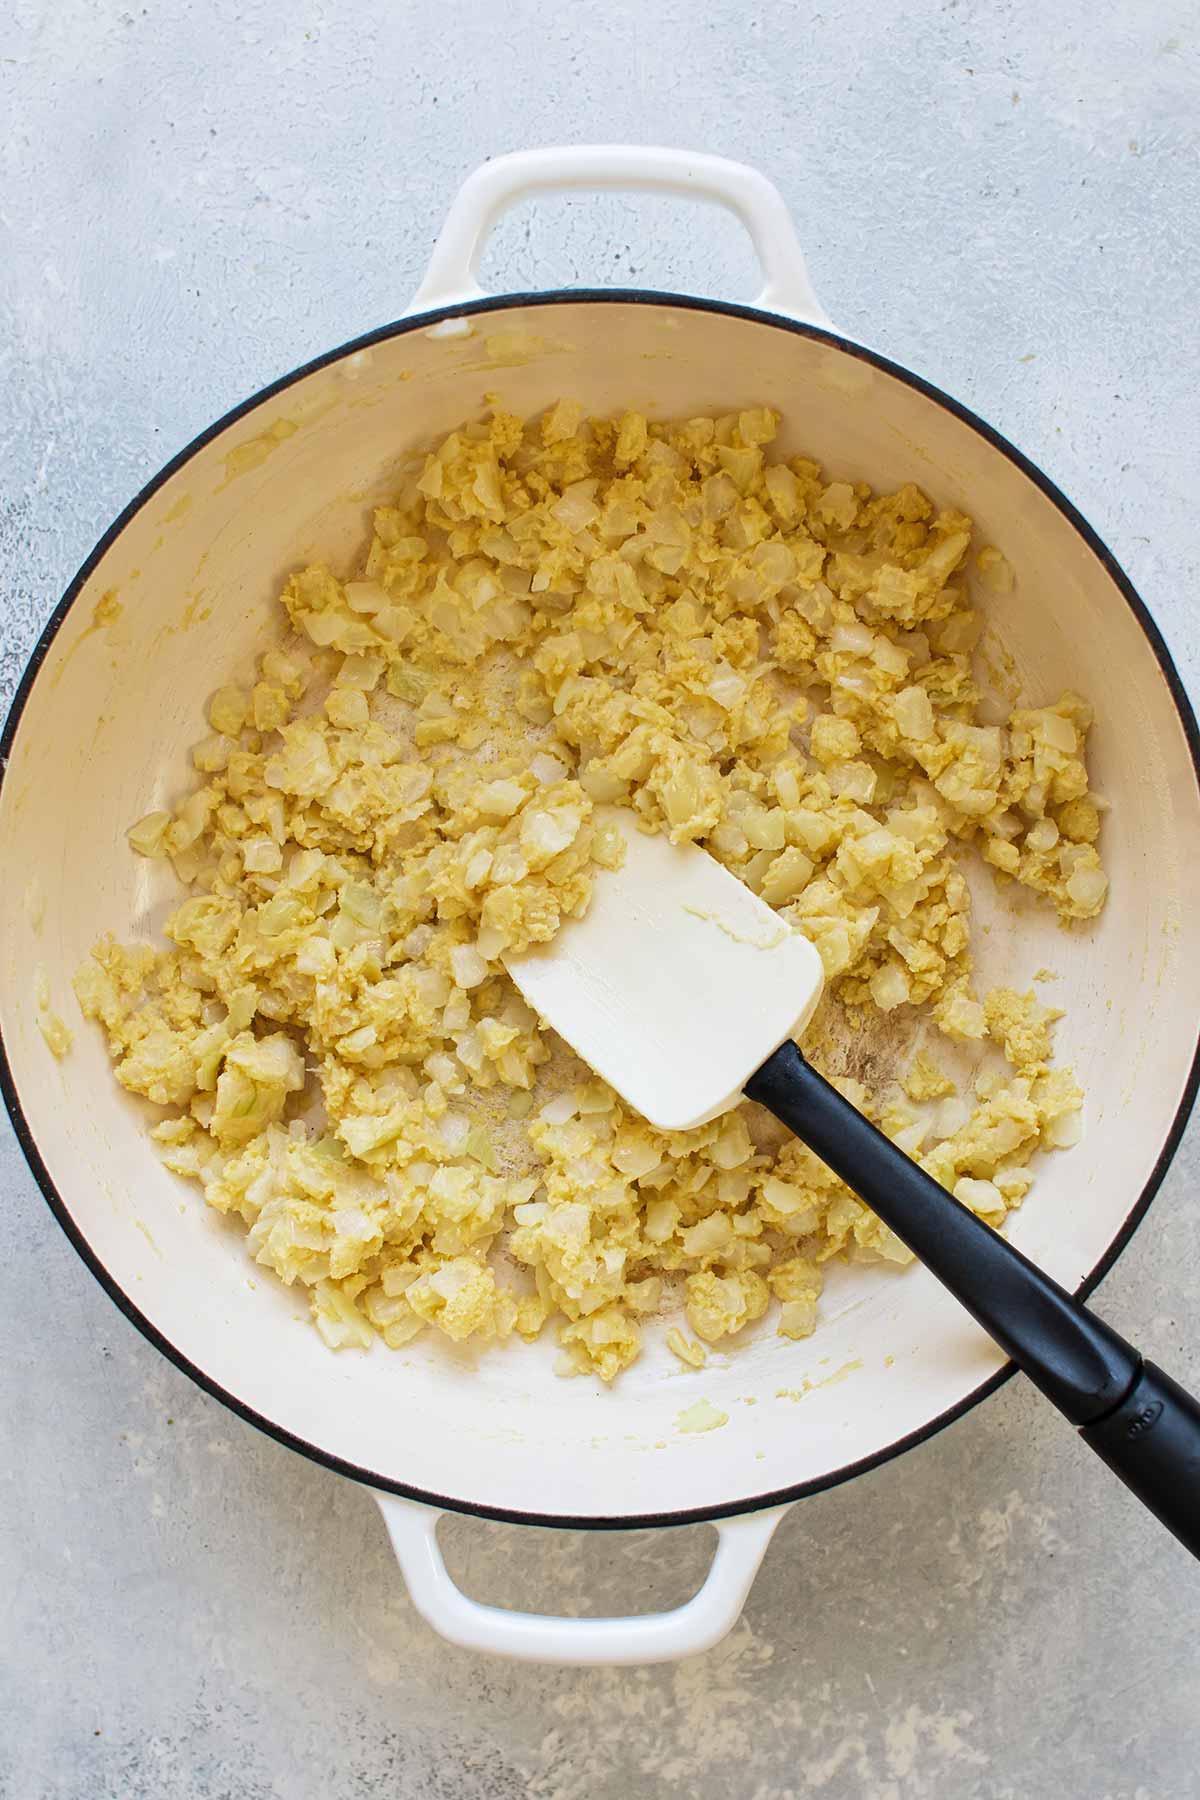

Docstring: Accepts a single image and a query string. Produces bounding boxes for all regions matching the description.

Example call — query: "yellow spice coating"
[75,404,1103,1380]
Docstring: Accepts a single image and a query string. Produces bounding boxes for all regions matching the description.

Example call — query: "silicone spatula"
[506,810,1200,1557]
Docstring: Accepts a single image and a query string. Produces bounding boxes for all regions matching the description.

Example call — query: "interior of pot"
[2,297,1198,1525]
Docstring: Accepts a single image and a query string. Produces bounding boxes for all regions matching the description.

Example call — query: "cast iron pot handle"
[406,144,829,323]
[374,1494,787,1664]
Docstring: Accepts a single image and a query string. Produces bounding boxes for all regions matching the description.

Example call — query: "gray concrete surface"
[2,1,1199,1795]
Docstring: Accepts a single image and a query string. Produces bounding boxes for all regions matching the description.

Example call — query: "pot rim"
[3,287,1199,1531]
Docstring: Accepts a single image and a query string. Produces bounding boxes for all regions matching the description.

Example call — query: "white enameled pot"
[2,147,1199,1665]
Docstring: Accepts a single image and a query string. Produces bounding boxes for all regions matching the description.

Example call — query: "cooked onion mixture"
[74,405,1107,1379]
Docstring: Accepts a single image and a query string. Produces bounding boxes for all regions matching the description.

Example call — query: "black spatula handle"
[745,1041,1200,1557]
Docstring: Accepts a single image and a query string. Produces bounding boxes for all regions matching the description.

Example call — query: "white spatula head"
[505,810,826,1132]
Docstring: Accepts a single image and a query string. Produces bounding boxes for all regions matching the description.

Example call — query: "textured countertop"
[2,3,1199,1795]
